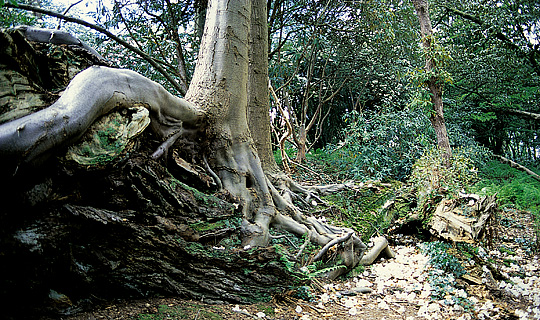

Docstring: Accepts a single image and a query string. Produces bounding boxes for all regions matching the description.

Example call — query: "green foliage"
[438,0,540,164]
[273,142,296,167]
[473,160,540,242]
[421,241,473,310]
[325,109,434,182]
[421,241,466,278]
[409,147,483,211]
[0,0,18,7]
[473,160,540,213]
[0,2,37,27]
[322,183,402,242]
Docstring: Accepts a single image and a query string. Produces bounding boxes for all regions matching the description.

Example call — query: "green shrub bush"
[324,109,435,182]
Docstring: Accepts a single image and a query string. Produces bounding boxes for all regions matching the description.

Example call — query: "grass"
[473,160,540,211]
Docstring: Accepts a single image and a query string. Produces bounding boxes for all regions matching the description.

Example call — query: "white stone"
[427,302,440,313]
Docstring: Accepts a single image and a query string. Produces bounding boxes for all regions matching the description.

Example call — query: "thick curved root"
[360,236,395,265]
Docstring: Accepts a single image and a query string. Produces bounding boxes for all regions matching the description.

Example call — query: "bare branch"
[5,3,185,95]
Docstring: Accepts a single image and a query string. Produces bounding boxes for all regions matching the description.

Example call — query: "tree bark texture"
[248,0,280,174]
[0,0,370,314]
[411,0,452,161]
[0,149,292,318]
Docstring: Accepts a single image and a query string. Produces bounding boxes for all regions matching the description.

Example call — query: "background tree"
[436,0,540,165]
[411,0,452,162]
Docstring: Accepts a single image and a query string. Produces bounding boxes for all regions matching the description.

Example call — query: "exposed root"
[264,179,367,278]
[151,129,184,159]
[294,230,311,259]
[359,236,395,265]
[312,232,353,262]
[0,66,201,174]
[203,153,223,190]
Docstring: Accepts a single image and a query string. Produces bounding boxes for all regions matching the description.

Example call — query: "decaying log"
[494,154,540,182]
[428,194,498,243]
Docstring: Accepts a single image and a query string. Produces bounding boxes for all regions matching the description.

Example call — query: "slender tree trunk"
[411,0,452,161]
[296,124,307,163]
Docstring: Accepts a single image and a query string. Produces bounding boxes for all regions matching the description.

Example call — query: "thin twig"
[57,0,83,29]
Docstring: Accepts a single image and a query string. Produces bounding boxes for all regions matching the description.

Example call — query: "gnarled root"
[360,236,395,265]
[0,66,202,175]
[267,181,367,279]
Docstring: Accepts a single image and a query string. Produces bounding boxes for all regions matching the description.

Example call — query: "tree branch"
[5,3,185,95]
[442,4,540,77]
[494,155,540,182]
[507,109,540,121]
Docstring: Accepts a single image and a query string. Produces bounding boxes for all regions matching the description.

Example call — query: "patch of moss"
[255,304,274,316]
[322,182,406,242]
[189,217,241,232]
[169,177,236,213]
[136,304,223,320]
[66,108,149,166]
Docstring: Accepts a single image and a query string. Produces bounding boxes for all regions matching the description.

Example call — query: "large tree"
[0,0,383,314]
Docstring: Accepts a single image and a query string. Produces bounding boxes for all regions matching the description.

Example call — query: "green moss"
[322,182,403,242]
[255,304,275,316]
[189,217,241,232]
[136,304,223,320]
[66,108,149,166]
[169,176,235,212]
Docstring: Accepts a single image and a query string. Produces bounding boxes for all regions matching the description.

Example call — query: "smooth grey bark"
[0,66,201,174]
[1,0,370,280]
[182,0,367,277]
[248,0,280,174]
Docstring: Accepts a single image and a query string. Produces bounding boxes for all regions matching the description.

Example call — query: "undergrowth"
[473,160,540,213]
[321,185,399,243]
[473,160,540,247]
[420,242,474,311]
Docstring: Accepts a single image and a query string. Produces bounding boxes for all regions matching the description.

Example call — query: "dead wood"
[359,236,396,265]
[494,154,540,182]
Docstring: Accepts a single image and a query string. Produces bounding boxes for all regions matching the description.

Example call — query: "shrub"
[325,109,435,182]
[409,147,485,210]
[473,160,540,212]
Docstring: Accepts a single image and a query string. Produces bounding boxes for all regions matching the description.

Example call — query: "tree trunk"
[0,0,371,315]
[184,0,277,247]
[248,0,280,174]
[411,0,452,162]
[296,124,307,163]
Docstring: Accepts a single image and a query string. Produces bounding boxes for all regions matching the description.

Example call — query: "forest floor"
[55,199,539,320]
